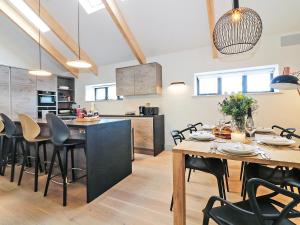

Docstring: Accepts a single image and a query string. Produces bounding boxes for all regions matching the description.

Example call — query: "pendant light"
[66,0,91,69]
[213,0,263,55]
[270,67,300,90]
[28,0,52,76]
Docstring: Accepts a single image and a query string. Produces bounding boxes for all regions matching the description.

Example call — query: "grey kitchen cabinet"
[37,75,57,92]
[116,62,162,96]
[0,66,10,115]
[11,67,37,119]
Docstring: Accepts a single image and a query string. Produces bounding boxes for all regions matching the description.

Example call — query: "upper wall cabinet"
[116,62,162,96]
[0,66,10,115]
[37,75,57,92]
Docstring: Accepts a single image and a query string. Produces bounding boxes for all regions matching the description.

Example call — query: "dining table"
[172,134,300,225]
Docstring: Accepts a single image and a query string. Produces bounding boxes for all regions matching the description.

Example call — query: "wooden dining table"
[172,136,300,225]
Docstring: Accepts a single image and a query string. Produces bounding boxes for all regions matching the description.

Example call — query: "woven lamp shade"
[213,7,263,55]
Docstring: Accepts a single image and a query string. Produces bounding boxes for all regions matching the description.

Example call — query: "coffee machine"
[139,106,159,116]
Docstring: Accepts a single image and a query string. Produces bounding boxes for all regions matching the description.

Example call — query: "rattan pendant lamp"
[28,0,52,76]
[213,0,263,55]
[66,0,91,69]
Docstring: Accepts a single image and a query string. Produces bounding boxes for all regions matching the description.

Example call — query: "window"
[85,83,123,101]
[195,65,279,96]
[79,0,127,14]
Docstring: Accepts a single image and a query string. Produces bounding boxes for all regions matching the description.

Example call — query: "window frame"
[194,65,278,96]
[85,83,123,102]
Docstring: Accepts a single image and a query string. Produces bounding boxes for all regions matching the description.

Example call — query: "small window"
[198,77,218,95]
[195,65,278,96]
[222,74,243,95]
[85,83,123,101]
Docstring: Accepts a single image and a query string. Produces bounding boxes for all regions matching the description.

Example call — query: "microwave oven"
[37,91,56,107]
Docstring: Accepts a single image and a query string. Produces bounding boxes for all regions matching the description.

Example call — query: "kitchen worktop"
[99,114,164,118]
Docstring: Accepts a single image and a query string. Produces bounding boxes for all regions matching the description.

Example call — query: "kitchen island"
[38,118,132,203]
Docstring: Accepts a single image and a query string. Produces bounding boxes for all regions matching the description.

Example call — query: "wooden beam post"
[0,1,79,77]
[206,0,218,59]
[24,0,98,75]
[102,0,146,64]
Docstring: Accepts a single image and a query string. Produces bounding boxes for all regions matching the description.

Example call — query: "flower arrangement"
[219,93,257,130]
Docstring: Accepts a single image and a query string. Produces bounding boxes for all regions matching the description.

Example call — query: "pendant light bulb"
[232,9,241,21]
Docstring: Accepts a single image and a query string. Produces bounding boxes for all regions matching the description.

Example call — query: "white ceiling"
[1,0,300,70]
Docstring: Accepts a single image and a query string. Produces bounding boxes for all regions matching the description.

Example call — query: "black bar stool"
[44,113,86,206]
[0,113,25,182]
[0,120,6,174]
[18,114,50,192]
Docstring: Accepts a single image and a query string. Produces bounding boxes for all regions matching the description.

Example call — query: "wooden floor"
[0,151,299,225]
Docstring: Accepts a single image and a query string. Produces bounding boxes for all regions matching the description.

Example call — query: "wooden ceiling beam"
[206,0,218,59]
[102,0,146,64]
[24,0,98,75]
[0,1,79,77]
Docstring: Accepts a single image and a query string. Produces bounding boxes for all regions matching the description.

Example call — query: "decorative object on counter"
[28,0,52,76]
[75,116,100,122]
[170,81,185,86]
[270,66,300,91]
[125,111,136,116]
[213,0,262,55]
[138,106,159,116]
[219,93,257,134]
[66,0,91,69]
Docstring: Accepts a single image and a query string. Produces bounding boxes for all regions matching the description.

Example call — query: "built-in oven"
[37,90,57,119]
[37,91,56,107]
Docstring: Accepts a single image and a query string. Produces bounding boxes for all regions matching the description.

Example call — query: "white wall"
[75,34,300,149]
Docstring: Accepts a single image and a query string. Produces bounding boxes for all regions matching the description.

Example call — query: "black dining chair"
[203,178,300,225]
[241,125,298,199]
[169,128,227,211]
[0,113,25,182]
[44,113,86,206]
[186,122,230,191]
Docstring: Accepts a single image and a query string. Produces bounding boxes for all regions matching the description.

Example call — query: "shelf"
[58,101,74,103]
[58,88,73,91]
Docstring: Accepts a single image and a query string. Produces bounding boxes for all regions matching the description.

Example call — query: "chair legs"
[187,168,192,182]
[44,146,57,198]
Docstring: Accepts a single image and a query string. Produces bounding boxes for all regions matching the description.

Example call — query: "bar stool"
[0,113,25,182]
[0,120,6,174]
[18,114,50,192]
[44,113,86,206]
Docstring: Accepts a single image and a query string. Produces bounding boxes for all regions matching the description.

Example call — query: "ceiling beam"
[24,0,98,75]
[0,1,79,77]
[206,0,218,59]
[102,0,146,64]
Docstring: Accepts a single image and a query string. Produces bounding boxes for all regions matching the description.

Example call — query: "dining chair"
[17,114,50,192]
[185,123,230,191]
[241,125,298,199]
[203,178,300,225]
[169,128,227,211]
[0,113,25,182]
[44,113,86,206]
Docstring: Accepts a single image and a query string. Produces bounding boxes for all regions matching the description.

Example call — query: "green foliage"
[219,93,257,122]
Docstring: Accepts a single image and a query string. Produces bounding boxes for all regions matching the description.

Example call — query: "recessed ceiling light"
[9,0,50,32]
[79,0,128,14]
[79,0,105,14]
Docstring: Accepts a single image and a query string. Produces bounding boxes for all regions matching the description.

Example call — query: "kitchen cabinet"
[0,66,10,115]
[11,67,37,119]
[116,62,162,96]
[37,75,57,92]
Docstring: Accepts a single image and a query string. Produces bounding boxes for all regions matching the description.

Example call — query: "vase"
[231,117,245,133]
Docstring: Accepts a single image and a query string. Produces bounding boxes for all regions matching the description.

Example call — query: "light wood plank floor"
[0,151,299,225]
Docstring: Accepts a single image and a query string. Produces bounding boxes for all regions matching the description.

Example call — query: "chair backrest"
[171,130,184,145]
[0,120,4,133]
[18,114,40,142]
[46,113,69,145]
[0,113,17,138]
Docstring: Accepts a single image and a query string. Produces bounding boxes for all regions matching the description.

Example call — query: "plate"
[201,124,216,130]
[217,143,256,155]
[258,137,295,146]
[190,132,215,141]
[256,127,273,133]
